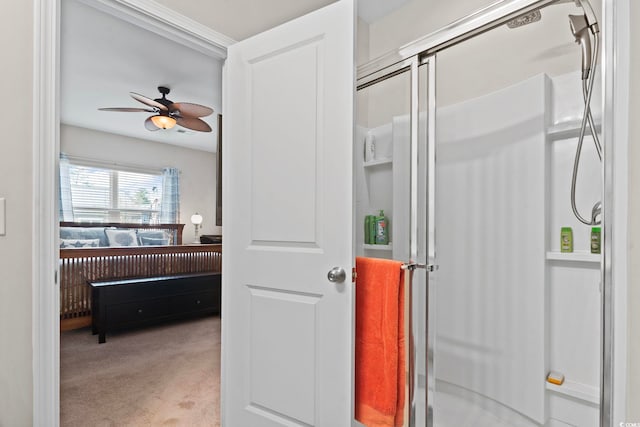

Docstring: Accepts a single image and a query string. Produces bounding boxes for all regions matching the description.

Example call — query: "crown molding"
[77,0,236,59]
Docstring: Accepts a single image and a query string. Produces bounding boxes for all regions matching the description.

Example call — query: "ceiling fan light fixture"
[150,114,176,130]
[100,87,212,132]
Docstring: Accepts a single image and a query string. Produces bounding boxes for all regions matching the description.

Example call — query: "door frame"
[32,1,233,423]
[356,0,629,425]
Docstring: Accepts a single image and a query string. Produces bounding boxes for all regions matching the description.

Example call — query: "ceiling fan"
[98,86,213,132]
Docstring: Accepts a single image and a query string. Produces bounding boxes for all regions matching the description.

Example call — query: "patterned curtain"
[59,153,74,221]
[160,167,180,223]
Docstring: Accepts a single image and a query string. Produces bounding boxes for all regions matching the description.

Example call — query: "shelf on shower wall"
[546,251,601,263]
[546,380,600,406]
[363,243,392,251]
[363,157,392,168]
[546,120,602,140]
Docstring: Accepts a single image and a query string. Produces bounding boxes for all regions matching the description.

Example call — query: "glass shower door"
[355,63,420,427]
[357,50,544,427]
[430,40,550,427]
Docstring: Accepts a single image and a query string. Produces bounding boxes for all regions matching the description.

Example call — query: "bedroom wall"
[61,125,218,244]
[0,0,33,425]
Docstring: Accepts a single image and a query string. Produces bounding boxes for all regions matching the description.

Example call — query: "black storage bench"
[89,272,221,343]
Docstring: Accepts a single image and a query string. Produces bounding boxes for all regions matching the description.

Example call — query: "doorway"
[35,0,231,423]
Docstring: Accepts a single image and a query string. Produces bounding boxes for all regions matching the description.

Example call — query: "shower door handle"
[402,262,438,272]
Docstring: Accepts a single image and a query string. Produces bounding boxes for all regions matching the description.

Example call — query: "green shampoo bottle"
[375,210,389,245]
[591,227,601,254]
[364,215,371,244]
[368,215,376,245]
[560,227,573,253]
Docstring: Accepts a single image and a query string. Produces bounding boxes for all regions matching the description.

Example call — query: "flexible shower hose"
[570,31,602,226]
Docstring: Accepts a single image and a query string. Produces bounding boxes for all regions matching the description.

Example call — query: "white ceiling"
[60,0,410,153]
[60,0,224,153]
[153,0,412,40]
[154,0,337,41]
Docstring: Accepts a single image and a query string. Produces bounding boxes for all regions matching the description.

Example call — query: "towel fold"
[355,256,405,427]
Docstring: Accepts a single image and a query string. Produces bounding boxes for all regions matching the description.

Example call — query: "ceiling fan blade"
[98,107,155,112]
[170,102,213,118]
[144,116,161,131]
[176,117,212,132]
[130,92,168,111]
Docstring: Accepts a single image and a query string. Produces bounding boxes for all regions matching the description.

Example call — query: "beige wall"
[356,17,370,127]
[368,0,491,59]
[357,18,369,69]
[61,125,218,244]
[365,0,600,107]
[367,0,600,59]
[0,1,34,425]
[628,2,640,421]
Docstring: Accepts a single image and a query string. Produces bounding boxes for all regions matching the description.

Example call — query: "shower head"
[569,14,589,37]
[569,14,592,80]
[506,10,541,29]
[575,0,599,33]
[506,0,599,32]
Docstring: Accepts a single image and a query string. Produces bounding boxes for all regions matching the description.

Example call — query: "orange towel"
[355,257,405,427]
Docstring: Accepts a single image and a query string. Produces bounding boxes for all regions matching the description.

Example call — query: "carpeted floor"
[60,316,221,427]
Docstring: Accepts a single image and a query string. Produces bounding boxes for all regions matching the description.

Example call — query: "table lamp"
[191,213,203,244]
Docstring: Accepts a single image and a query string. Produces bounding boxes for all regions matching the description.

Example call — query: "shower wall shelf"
[545,380,600,406]
[546,119,602,140]
[363,157,392,168]
[546,251,601,263]
[363,243,392,251]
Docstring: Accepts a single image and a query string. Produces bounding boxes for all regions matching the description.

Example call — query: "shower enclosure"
[355,0,607,426]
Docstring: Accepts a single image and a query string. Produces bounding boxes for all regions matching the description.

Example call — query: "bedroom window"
[60,156,179,224]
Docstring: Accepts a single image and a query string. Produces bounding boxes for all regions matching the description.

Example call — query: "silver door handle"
[327,267,346,283]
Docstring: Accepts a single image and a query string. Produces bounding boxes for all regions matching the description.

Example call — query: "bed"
[59,222,222,331]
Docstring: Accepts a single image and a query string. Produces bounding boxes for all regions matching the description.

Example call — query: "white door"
[221,1,355,426]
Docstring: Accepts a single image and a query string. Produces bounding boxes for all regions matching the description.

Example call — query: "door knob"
[327,267,346,283]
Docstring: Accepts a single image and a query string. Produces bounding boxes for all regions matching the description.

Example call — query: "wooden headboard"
[59,243,222,331]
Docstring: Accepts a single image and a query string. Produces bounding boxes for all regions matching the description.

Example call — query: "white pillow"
[140,236,170,246]
[105,229,139,247]
[60,238,100,248]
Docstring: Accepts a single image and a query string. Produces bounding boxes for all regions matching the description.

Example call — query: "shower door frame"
[356,0,627,425]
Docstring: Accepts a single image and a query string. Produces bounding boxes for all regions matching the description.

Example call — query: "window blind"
[67,162,165,223]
